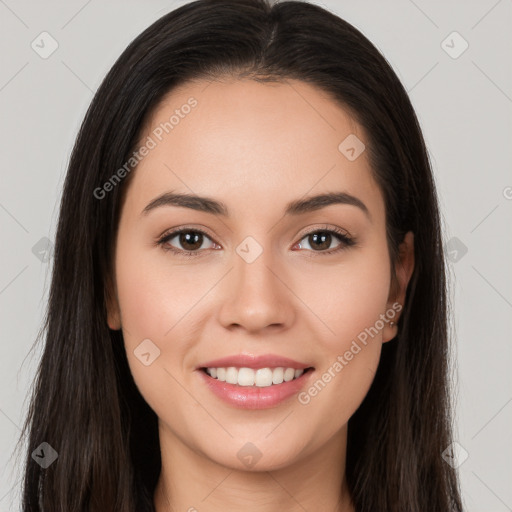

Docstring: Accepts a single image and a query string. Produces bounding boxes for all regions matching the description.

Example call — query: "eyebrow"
[141,190,371,221]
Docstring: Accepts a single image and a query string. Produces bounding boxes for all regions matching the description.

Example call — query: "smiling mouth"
[201,366,314,388]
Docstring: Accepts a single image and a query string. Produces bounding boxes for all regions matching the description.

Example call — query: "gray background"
[1,0,511,510]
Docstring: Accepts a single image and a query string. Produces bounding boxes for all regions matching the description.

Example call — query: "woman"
[17,0,464,510]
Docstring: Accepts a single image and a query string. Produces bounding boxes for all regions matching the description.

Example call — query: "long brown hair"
[17,0,464,510]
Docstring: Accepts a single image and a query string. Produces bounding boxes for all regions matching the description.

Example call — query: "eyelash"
[156,225,356,258]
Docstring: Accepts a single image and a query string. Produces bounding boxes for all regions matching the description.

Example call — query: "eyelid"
[156,225,218,255]
[156,223,356,256]
[296,223,352,240]
[157,223,352,242]
[157,224,216,242]
[293,224,356,255]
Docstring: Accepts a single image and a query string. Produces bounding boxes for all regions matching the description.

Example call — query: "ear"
[105,274,121,330]
[383,231,415,342]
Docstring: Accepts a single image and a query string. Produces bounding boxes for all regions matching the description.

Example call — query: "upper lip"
[197,353,313,370]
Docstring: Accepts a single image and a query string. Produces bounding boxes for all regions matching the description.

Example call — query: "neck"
[153,421,355,512]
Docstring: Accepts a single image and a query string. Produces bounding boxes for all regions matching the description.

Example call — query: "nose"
[217,247,296,334]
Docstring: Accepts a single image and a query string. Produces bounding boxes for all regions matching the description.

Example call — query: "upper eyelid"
[159,225,352,247]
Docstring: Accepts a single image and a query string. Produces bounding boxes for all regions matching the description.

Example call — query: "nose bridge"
[219,235,293,332]
[235,239,277,293]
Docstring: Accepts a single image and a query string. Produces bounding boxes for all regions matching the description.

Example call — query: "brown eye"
[177,231,204,251]
[157,227,355,258]
[297,229,354,253]
[305,232,334,251]
[158,229,217,254]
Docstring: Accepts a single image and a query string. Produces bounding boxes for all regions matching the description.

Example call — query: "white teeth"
[205,366,306,387]
[254,368,273,387]
[284,368,295,382]
[226,367,238,385]
[238,367,255,386]
[272,367,284,385]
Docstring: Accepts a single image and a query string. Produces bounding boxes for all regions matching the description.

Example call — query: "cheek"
[115,239,195,340]
[114,240,216,385]
[293,247,390,420]
[114,246,194,414]
[299,247,391,348]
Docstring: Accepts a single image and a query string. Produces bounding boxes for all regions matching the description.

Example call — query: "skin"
[107,78,415,512]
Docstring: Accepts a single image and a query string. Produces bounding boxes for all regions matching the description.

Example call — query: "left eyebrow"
[141,190,371,221]
[285,192,371,221]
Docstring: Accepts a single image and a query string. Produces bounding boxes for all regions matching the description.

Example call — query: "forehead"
[125,78,384,222]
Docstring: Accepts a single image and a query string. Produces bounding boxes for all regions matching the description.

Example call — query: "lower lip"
[197,368,314,410]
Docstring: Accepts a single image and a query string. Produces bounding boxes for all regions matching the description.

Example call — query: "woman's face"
[107,78,413,472]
